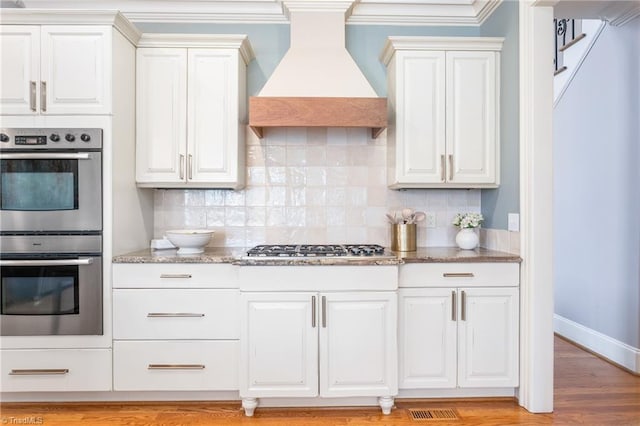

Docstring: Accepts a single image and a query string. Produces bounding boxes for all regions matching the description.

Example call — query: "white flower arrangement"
[452,212,484,229]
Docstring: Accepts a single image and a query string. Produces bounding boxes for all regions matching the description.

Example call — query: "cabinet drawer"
[113,340,238,391]
[0,349,111,392]
[113,289,239,339]
[113,263,238,288]
[399,263,519,287]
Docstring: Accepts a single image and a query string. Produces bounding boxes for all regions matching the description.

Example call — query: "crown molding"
[0,9,142,44]
[11,0,504,26]
[137,33,255,63]
[380,35,504,65]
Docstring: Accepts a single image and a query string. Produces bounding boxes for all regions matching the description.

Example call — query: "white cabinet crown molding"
[13,0,504,26]
[380,36,505,66]
[136,33,254,64]
[0,9,141,45]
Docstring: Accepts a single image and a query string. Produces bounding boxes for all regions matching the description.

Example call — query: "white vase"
[456,228,479,250]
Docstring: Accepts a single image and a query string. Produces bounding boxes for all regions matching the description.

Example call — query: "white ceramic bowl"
[165,230,214,255]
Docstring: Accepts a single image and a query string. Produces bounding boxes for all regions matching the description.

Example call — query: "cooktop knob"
[65,134,76,142]
[0,133,9,143]
[80,133,91,142]
[50,133,60,142]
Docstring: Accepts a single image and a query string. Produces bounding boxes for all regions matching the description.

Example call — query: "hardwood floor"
[2,336,639,425]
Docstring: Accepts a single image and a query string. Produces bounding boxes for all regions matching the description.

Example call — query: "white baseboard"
[554,314,640,374]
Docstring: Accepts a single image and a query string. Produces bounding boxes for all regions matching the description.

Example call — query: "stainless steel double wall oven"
[0,128,103,336]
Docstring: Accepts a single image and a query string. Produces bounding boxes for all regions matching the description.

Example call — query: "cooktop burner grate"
[246,244,387,258]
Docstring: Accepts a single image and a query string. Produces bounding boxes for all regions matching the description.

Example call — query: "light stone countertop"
[113,247,521,265]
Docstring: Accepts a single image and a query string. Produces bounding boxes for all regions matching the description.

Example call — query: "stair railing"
[554,19,586,75]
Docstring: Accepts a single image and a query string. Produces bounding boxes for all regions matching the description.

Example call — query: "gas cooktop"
[246,244,389,258]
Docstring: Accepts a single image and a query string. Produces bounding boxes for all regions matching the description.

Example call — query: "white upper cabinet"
[135,35,253,189]
[381,37,503,189]
[1,25,111,115]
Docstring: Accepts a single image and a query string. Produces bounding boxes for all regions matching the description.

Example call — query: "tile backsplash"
[153,127,481,248]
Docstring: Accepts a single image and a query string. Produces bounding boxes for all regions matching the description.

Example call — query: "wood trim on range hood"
[249,96,388,139]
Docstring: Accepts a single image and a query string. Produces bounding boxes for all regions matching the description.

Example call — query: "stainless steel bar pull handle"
[10,369,69,376]
[148,364,205,370]
[160,274,192,279]
[179,154,185,180]
[461,290,467,321]
[321,296,327,328]
[440,154,446,182]
[443,273,475,278]
[0,153,91,160]
[188,154,193,180]
[311,296,316,328]
[451,291,457,321]
[40,81,46,112]
[448,154,453,181]
[147,313,204,318]
[30,81,37,111]
[0,258,93,267]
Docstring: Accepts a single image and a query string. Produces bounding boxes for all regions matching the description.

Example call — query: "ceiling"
[4,0,504,25]
[550,0,640,26]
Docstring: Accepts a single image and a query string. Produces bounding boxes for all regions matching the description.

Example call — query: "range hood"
[249,1,387,139]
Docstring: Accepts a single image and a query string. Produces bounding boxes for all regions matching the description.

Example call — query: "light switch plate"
[508,213,520,232]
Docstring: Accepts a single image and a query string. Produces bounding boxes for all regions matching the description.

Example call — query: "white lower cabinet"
[112,263,240,392]
[240,291,397,415]
[113,341,238,391]
[399,263,519,390]
[0,349,111,392]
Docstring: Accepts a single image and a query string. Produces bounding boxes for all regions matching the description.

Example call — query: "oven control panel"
[0,128,102,150]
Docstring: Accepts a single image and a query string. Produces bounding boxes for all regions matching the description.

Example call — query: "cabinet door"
[458,287,519,387]
[320,292,397,397]
[187,49,239,185]
[136,48,187,184]
[398,288,457,389]
[240,292,318,397]
[446,51,498,184]
[40,26,111,114]
[0,26,39,115]
[392,51,446,185]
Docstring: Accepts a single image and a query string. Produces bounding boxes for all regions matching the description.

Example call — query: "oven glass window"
[1,265,80,315]
[0,159,79,211]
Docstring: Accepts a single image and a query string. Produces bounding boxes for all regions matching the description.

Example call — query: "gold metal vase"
[391,223,417,252]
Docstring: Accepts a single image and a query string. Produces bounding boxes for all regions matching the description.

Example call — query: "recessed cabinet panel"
[320,292,398,397]
[188,49,233,183]
[136,48,187,183]
[458,287,519,388]
[41,26,111,114]
[241,292,318,397]
[0,26,39,114]
[447,51,497,184]
[399,288,456,389]
[397,52,445,184]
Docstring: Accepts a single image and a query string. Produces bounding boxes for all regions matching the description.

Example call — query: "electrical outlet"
[425,212,436,228]
[508,213,520,232]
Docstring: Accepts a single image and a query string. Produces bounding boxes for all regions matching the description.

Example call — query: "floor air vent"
[409,408,459,421]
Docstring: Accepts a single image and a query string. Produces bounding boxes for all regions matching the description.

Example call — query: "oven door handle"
[0,258,94,267]
[0,153,92,160]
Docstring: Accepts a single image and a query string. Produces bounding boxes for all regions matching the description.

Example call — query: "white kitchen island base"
[241,396,397,416]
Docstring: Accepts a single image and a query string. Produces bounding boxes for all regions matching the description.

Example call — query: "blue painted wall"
[479,0,520,229]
